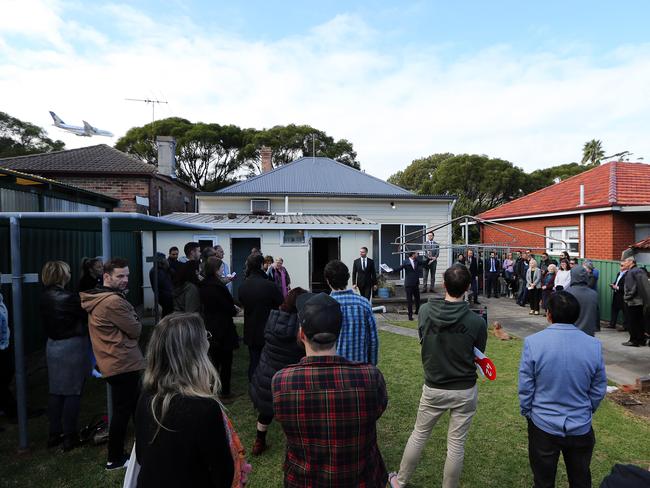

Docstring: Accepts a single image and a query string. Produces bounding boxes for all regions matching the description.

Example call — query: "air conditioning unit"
[251,199,271,215]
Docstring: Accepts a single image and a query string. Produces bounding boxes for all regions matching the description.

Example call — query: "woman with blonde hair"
[526,259,542,315]
[134,312,234,487]
[40,260,89,451]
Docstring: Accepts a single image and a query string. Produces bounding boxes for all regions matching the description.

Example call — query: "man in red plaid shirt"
[272,292,388,487]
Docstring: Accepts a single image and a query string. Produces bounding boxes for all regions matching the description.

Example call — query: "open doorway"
[230,237,261,302]
[310,237,340,292]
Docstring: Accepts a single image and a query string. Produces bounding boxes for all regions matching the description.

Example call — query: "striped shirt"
[330,289,379,365]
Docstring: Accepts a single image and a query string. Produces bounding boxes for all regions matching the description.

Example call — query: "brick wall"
[53,175,150,213]
[149,176,196,216]
[481,215,579,253]
[612,213,646,259]
[482,211,650,261]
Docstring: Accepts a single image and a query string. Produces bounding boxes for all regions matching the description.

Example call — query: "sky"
[2,0,650,179]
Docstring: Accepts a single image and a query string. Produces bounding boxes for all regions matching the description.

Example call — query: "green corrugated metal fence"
[531,255,621,324]
[0,228,142,354]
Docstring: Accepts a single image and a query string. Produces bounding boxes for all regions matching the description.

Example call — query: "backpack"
[79,414,109,445]
[221,409,252,487]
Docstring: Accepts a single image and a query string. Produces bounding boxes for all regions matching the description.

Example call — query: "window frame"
[281,229,307,246]
[545,226,579,255]
[250,199,271,213]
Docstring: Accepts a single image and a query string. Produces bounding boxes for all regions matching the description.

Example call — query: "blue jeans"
[517,282,528,305]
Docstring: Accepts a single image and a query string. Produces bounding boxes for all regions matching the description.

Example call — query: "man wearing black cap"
[272,292,388,487]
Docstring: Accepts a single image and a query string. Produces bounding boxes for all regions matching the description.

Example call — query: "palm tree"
[581,139,604,165]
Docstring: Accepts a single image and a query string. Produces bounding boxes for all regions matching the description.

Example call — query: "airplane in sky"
[49,111,114,137]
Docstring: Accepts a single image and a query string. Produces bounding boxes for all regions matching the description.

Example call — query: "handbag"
[122,443,140,488]
[222,408,252,486]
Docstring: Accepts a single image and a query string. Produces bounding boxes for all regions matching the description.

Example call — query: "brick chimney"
[156,136,176,179]
[260,146,273,173]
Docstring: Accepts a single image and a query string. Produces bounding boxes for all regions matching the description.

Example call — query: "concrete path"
[375,295,650,386]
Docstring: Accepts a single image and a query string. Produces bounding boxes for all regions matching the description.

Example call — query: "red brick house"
[477,161,650,260]
[0,143,196,214]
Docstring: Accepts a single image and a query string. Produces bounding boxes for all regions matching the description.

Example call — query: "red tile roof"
[477,161,650,220]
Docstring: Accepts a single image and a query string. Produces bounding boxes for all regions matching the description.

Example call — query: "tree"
[528,161,596,190]
[241,124,360,173]
[115,117,193,165]
[176,123,248,189]
[423,154,530,216]
[117,120,361,188]
[390,154,529,242]
[116,118,248,190]
[581,139,604,165]
[387,153,454,192]
[0,111,65,158]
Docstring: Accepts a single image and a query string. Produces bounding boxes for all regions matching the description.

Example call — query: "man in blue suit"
[518,291,607,488]
[396,251,423,321]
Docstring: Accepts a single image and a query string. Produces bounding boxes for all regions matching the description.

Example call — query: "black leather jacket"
[40,286,86,340]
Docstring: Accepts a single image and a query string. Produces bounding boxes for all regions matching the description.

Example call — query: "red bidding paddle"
[474,356,497,380]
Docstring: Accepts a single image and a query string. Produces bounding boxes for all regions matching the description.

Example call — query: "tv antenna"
[125,97,168,128]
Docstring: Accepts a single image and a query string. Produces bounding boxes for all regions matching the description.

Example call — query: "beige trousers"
[395,383,478,488]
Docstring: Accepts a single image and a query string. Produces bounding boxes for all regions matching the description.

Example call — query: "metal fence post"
[101,217,113,423]
[10,217,28,451]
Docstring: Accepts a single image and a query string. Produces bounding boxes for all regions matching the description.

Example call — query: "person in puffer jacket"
[249,287,307,456]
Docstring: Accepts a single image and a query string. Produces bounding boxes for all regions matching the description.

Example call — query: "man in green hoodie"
[389,264,487,488]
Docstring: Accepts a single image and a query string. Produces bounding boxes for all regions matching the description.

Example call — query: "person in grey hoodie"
[389,264,487,488]
[565,266,600,336]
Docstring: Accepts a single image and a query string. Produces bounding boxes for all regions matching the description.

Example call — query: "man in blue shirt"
[518,291,607,488]
[325,260,379,365]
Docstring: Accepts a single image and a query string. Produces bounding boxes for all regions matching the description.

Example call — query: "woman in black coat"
[249,287,307,456]
[40,261,90,451]
[199,257,238,397]
[149,253,174,317]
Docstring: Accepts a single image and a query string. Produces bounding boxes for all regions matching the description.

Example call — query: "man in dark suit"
[352,247,377,301]
[396,251,423,321]
[466,249,480,304]
[484,250,501,298]
[606,261,628,331]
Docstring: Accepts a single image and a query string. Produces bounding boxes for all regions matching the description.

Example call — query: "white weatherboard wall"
[198,195,455,276]
[141,228,373,311]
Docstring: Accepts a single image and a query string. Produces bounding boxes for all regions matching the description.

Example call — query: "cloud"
[1,1,650,180]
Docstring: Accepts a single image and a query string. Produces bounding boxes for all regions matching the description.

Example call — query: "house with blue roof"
[144,152,456,303]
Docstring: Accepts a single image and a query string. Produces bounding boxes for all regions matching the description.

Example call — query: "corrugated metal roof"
[215,157,414,196]
[165,212,377,226]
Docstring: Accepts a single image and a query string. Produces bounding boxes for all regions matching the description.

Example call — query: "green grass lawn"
[386,318,418,330]
[1,324,649,487]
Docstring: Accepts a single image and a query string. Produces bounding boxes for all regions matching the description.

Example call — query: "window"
[635,224,650,243]
[193,235,218,252]
[250,199,270,214]
[546,226,579,254]
[283,230,305,245]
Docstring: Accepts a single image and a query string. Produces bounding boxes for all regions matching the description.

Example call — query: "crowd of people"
[0,240,647,487]
[455,248,650,346]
